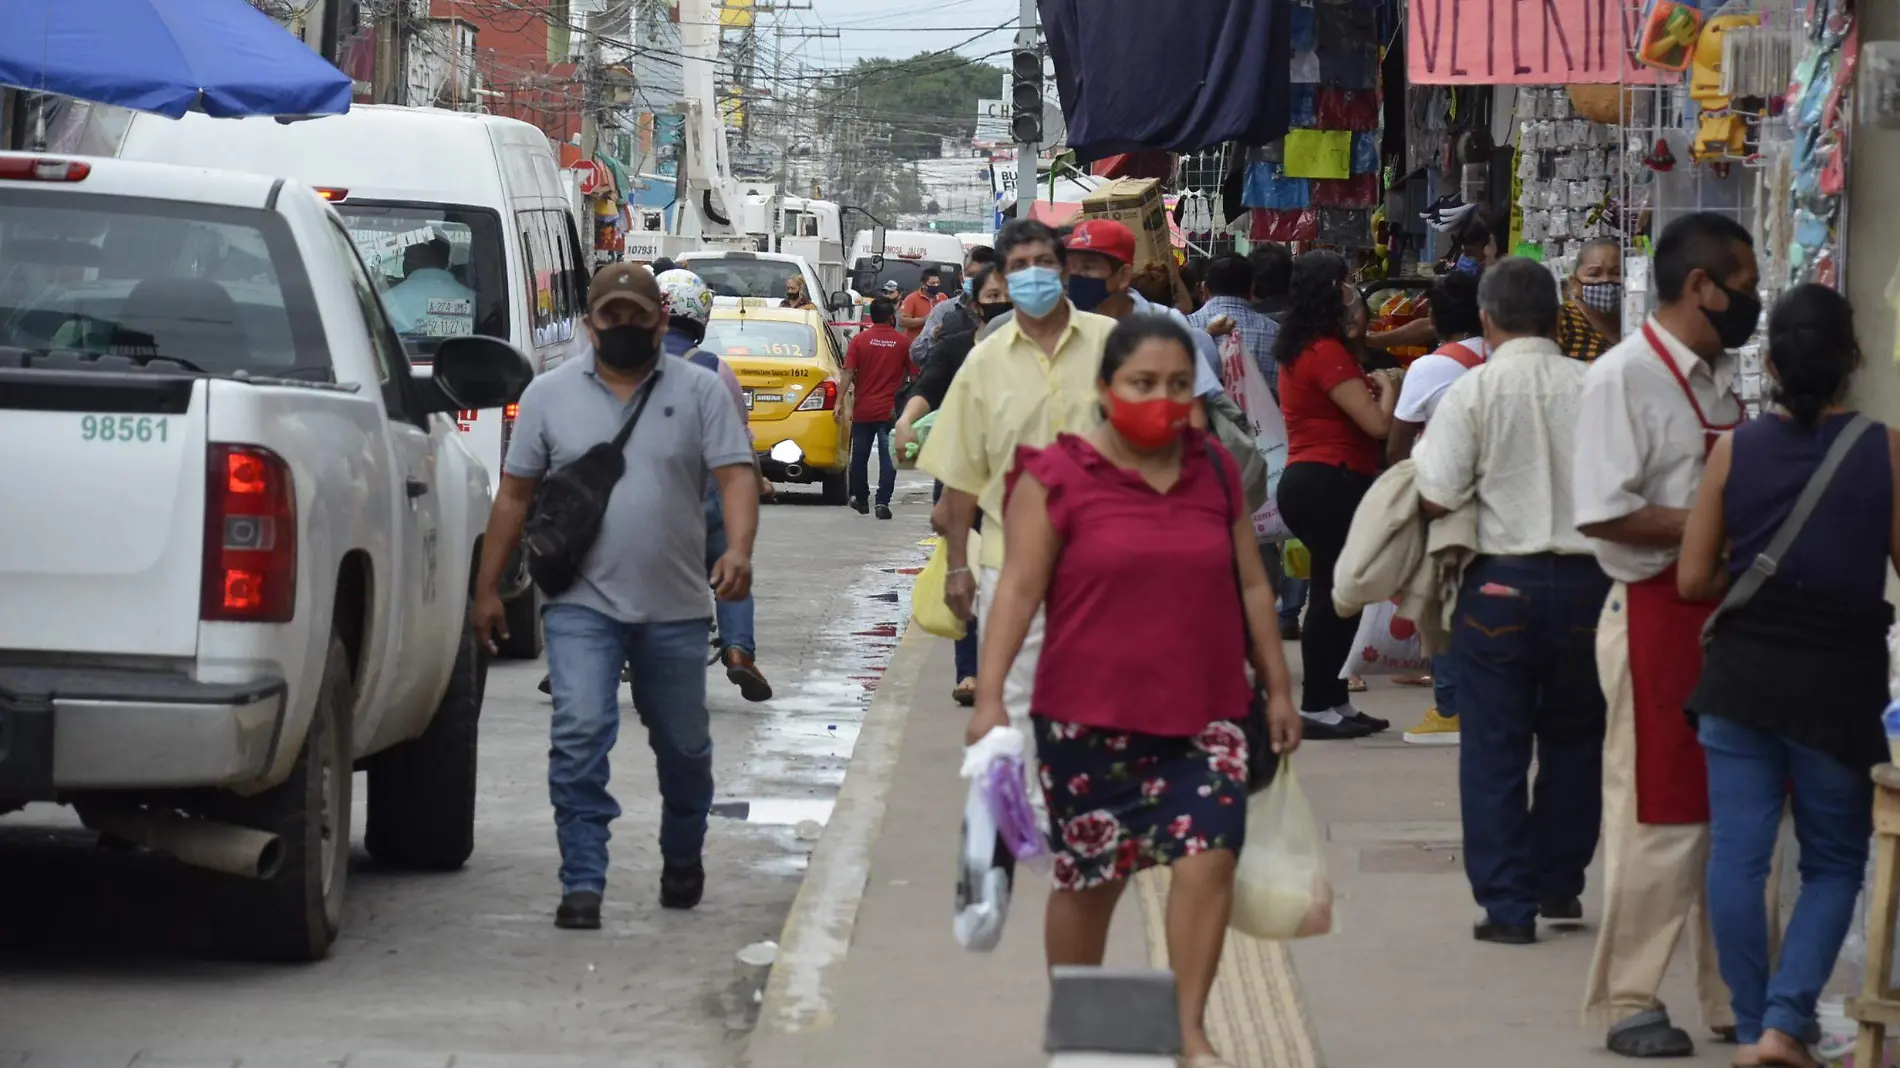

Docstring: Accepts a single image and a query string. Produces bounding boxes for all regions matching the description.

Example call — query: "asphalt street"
[0,475,938,1068]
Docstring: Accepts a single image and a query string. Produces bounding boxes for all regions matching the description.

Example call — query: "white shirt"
[1413,337,1594,557]
[1394,340,1490,424]
[1572,316,1743,583]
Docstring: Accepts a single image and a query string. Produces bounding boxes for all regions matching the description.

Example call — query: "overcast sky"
[803,0,1023,63]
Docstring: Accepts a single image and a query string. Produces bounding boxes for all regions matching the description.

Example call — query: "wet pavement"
[0,477,937,1068]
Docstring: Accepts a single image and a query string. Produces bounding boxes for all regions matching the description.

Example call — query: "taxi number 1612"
[80,415,170,443]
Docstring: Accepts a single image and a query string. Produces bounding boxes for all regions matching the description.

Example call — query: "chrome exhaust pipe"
[79,805,285,880]
[783,463,804,479]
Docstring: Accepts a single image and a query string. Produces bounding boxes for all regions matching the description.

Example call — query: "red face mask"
[1106,393,1191,450]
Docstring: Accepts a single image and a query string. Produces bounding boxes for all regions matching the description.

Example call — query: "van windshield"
[679,256,806,300]
[0,190,327,376]
[336,201,508,356]
[850,258,961,298]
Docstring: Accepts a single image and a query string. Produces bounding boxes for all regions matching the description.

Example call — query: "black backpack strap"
[609,366,663,451]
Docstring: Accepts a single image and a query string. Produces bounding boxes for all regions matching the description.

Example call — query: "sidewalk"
[744,629,1739,1068]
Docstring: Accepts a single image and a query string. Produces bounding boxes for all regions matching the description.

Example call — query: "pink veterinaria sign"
[1407,0,1665,85]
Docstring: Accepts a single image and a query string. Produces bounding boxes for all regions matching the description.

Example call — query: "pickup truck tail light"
[795,379,838,412]
[202,445,297,623]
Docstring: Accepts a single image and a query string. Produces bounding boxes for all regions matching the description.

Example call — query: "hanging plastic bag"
[1230,756,1334,940]
[1338,598,1428,679]
[1282,539,1311,580]
[911,530,980,640]
[954,726,1042,951]
[1216,330,1291,541]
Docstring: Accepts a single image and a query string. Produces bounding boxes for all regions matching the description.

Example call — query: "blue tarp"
[0,0,351,120]
[1039,0,1291,160]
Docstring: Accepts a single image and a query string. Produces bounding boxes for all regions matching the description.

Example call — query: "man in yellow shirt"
[919,218,1117,745]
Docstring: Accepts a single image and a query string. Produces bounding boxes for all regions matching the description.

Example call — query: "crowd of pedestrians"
[907,208,1895,1068]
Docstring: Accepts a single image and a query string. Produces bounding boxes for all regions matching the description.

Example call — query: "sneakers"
[723,647,773,703]
[1539,896,1583,921]
[849,496,870,515]
[661,860,705,910]
[874,504,893,520]
[555,890,602,930]
[1402,708,1461,746]
[1474,918,1536,945]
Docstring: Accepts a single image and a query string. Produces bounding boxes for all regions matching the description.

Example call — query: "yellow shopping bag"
[1282,539,1311,580]
[912,534,978,640]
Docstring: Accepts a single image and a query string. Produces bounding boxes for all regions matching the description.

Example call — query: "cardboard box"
[1080,177,1170,271]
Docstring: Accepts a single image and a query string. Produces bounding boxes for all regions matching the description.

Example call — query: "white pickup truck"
[0,153,532,960]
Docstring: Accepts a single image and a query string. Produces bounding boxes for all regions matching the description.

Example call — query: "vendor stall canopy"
[0,0,352,120]
[1039,0,1291,160]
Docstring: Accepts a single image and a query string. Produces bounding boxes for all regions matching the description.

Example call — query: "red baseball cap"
[1065,218,1137,266]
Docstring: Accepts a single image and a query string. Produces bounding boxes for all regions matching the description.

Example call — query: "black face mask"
[1704,281,1762,350]
[978,300,1013,322]
[596,324,660,371]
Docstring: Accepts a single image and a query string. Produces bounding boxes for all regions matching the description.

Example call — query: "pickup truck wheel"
[821,471,849,506]
[498,587,543,659]
[218,633,353,962]
[364,604,484,871]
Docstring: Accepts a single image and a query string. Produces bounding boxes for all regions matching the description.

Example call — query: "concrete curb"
[745,618,936,1044]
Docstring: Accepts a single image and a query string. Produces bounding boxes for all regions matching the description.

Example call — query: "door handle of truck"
[406,478,430,499]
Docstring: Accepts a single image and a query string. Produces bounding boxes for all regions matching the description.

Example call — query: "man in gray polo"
[473,263,757,930]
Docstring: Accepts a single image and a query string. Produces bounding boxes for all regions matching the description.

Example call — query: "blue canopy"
[1039,0,1290,160]
[0,0,352,120]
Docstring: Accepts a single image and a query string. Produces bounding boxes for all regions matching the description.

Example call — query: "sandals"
[952,677,977,706]
[1347,676,1368,693]
[1393,673,1433,687]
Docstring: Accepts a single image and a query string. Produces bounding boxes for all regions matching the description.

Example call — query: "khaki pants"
[1583,583,1733,1031]
[979,566,1048,829]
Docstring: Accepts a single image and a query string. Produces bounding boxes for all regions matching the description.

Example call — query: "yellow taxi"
[703,300,850,504]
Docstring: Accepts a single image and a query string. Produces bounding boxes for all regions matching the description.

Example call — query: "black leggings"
[1276,461,1377,712]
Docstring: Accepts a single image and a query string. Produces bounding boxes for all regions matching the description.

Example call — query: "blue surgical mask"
[1007,266,1065,319]
[962,278,975,297]
[1455,255,1480,276]
[1066,275,1111,312]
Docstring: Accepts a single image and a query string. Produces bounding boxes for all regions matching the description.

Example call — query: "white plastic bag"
[952,776,1015,952]
[1338,598,1428,679]
[1217,330,1291,540]
[1231,757,1334,940]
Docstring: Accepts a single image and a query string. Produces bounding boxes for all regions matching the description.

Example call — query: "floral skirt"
[1032,716,1249,892]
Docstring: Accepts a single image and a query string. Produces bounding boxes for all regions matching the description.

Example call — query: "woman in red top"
[970,317,1299,1068]
[1273,251,1399,739]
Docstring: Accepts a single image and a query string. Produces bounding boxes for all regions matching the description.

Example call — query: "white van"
[115,104,589,659]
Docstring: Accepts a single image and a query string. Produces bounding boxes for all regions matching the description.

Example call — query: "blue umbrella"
[0,0,352,120]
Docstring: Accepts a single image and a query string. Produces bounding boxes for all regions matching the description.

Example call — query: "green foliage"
[823,53,1004,161]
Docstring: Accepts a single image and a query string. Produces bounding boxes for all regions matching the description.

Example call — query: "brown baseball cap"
[588,262,662,317]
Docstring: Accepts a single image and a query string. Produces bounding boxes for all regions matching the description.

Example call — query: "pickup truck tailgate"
[0,371,205,657]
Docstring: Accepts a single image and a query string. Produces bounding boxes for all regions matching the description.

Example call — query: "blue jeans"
[1702,714,1871,1045]
[850,420,894,506]
[1431,650,1459,716]
[543,603,714,895]
[1452,554,1610,927]
[1278,576,1308,631]
[704,490,754,656]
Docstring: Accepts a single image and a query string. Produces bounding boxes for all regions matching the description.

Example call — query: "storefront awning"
[1040,0,1290,160]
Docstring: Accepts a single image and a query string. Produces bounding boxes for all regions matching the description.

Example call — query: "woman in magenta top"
[970,316,1299,1068]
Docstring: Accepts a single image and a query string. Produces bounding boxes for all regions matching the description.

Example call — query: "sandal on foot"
[1607,1010,1695,1058]
[952,677,977,706]
[1347,676,1368,693]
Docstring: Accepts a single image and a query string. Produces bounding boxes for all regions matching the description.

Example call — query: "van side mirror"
[828,291,854,313]
[870,225,887,257]
[421,335,534,412]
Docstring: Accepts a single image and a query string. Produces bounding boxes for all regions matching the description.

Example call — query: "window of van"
[338,202,507,358]
[0,190,327,377]
[850,259,962,299]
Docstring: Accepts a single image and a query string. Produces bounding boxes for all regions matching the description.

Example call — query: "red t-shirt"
[844,324,914,424]
[901,290,943,340]
[1279,337,1382,475]
[1006,431,1254,736]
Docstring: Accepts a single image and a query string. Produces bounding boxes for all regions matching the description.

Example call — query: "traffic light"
[1011,47,1042,143]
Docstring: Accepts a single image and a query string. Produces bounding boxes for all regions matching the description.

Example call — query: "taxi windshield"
[702,318,817,360]
[334,201,507,356]
[681,257,803,300]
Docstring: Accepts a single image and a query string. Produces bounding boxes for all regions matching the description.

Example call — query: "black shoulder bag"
[1207,442,1278,793]
[523,368,662,596]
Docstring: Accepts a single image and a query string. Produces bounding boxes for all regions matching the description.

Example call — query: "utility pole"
[1014,0,1039,221]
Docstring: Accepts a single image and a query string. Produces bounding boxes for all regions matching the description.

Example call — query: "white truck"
[0,152,532,961]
